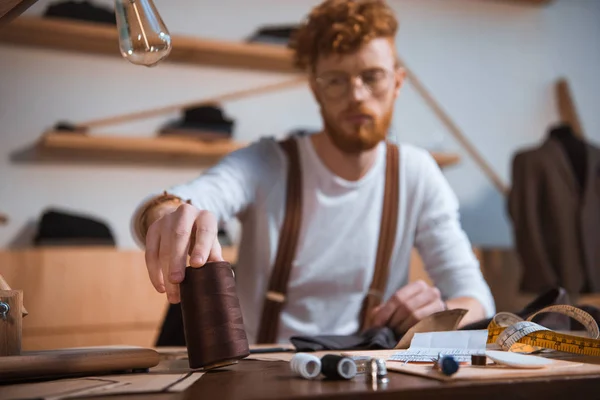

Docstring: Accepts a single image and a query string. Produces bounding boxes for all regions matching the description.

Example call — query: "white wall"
[1,0,599,249]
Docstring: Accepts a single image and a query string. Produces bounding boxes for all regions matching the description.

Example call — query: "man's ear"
[394,67,406,98]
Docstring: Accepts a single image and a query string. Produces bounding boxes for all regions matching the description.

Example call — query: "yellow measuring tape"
[486,305,600,356]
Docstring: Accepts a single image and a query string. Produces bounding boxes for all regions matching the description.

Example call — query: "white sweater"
[138,133,495,344]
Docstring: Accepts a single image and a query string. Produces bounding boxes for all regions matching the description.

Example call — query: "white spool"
[290,353,322,379]
[336,357,357,380]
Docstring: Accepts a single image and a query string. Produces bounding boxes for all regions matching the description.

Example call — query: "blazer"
[508,136,600,296]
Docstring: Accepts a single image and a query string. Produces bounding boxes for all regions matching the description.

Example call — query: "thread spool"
[179,261,250,370]
[471,354,487,366]
[433,354,459,376]
[290,353,321,379]
[321,354,357,380]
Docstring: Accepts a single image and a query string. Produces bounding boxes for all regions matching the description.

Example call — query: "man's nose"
[348,77,369,102]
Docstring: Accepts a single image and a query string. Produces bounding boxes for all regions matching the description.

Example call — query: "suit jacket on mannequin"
[508,125,600,296]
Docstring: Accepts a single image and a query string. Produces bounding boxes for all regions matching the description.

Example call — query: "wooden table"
[85,358,600,400]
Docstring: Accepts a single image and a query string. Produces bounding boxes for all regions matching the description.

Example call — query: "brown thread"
[179,261,250,370]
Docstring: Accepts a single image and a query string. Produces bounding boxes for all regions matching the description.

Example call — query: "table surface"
[87,357,600,400]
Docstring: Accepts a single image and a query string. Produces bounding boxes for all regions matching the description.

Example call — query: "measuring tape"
[486,305,600,356]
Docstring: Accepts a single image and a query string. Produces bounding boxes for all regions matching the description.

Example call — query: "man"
[132,0,495,345]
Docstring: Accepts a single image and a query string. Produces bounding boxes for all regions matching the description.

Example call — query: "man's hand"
[144,203,224,304]
[367,280,446,335]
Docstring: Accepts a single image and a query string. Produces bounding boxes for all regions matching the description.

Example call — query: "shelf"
[32,131,247,166]
[27,131,460,168]
[430,152,460,168]
[0,16,299,73]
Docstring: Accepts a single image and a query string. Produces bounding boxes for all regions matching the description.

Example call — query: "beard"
[320,103,393,154]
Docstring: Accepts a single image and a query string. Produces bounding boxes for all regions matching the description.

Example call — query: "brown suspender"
[359,140,399,331]
[256,137,399,344]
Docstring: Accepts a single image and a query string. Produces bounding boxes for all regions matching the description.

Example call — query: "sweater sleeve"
[411,149,496,318]
[130,138,280,248]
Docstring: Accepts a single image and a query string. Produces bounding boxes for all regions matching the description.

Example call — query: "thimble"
[366,358,389,384]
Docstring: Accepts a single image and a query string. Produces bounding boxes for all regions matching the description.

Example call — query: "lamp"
[114,0,172,67]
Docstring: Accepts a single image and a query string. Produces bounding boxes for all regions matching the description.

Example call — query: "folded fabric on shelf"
[44,0,116,25]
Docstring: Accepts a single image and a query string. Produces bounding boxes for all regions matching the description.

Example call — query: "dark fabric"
[44,0,116,25]
[550,124,587,192]
[155,303,186,347]
[247,25,299,45]
[290,327,398,352]
[159,105,234,139]
[53,121,87,133]
[508,127,600,295]
[34,209,115,246]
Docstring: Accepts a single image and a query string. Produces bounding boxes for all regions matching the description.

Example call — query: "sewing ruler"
[487,305,600,356]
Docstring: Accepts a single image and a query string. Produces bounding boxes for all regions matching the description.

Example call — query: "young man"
[132,0,495,344]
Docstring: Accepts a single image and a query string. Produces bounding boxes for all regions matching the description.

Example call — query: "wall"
[1,0,599,249]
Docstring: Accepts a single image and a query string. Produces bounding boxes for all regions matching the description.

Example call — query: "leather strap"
[256,138,399,343]
[359,142,399,331]
[256,137,303,344]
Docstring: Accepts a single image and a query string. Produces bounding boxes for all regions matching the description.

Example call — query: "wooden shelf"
[0,16,299,73]
[33,131,247,166]
[29,131,460,168]
[431,152,460,168]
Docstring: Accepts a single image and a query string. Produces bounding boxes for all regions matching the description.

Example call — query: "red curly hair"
[289,0,399,71]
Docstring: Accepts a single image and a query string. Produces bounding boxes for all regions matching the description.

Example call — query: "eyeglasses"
[315,68,395,100]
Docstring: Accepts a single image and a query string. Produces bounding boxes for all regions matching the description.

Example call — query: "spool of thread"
[434,354,460,376]
[471,354,487,366]
[179,261,250,370]
[321,354,357,380]
[290,353,322,379]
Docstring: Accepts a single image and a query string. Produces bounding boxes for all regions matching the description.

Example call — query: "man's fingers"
[207,237,225,262]
[189,211,218,267]
[158,220,180,303]
[369,300,398,329]
[145,222,165,293]
[389,284,438,329]
[396,299,445,334]
[168,205,196,284]
[164,279,181,304]
[369,281,428,328]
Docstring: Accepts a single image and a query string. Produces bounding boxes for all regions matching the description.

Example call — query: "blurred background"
[0,0,598,351]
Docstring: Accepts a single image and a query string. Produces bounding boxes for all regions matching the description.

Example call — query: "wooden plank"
[0,16,298,73]
[35,131,247,166]
[556,78,585,139]
[76,77,307,130]
[0,246,239,350]
[0,0,39,26]
[0,247,167,350]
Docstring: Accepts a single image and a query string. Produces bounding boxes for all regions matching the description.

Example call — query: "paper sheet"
[389,330,488,362]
